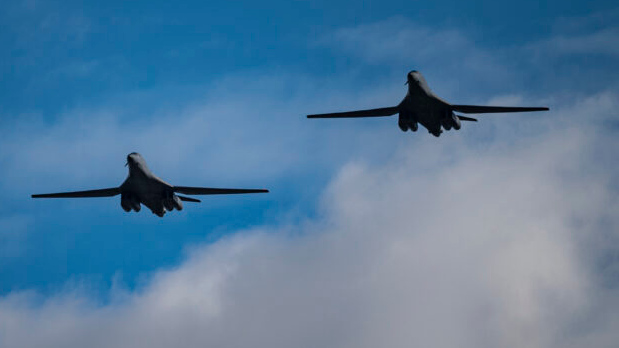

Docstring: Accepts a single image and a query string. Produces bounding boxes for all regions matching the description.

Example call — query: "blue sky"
[1,0,619,347]
[2,0,616,116]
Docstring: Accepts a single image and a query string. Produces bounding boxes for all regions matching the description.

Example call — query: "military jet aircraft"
[32,152,269,217]
[307,70,549,137]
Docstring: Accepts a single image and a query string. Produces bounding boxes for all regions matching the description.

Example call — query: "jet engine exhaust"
[398,121,409,132]
[398,111,418,132]
[121,200,131,212]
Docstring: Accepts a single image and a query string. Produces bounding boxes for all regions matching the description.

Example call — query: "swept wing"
[173,186,269,195]
[451,105,549,114]
[32,187,121,198]
[307,106,399,118]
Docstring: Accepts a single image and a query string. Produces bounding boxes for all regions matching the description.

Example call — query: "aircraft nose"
[406,72,415,84]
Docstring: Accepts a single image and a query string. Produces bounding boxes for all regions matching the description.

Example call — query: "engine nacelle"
[442,111,462,131]
[399,111,418,132]
[173,195,183,211]
[452,113,461,130]
[121,197,132,212]
[162,191,183,211]
[121,193,141,212]
[398,111,409,132]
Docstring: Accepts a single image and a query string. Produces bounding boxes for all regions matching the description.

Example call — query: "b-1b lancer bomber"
[32,152,269,217]
[308,70,549,137]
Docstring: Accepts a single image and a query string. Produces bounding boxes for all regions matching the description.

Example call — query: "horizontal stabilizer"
[173,186,269,195]
[307,106,399,118]
[457,115,478,122]
[32,187,121,198]
[177,195,201,203]
[451,105,549,114]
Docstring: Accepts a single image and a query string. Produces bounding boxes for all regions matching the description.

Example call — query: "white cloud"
[549,9,619,56]
[320,15,619,99]
[319,17,512,92]
[0,90,618,347]
[530,28,619,57]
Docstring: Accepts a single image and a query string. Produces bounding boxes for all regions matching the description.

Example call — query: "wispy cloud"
[529,28,619,57]
[317,17,512,92]
[2,1,92,49]
[0,91,617,347]
[320,15,619,97]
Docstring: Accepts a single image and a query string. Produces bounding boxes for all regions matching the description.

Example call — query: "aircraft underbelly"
[409,98,441,132]
[417,113,439,132]
[415,105,441,131]
[126,176,168,215]
[142,197,164,213]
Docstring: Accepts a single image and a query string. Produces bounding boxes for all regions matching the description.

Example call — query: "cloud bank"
[1,90,618,347]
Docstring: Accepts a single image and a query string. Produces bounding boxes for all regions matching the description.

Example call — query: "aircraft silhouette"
[308,70,549,137]
[32,152,269,217]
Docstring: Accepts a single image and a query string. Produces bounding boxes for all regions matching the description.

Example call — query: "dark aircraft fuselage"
[399,71,456,136]
[120,153,177,217]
